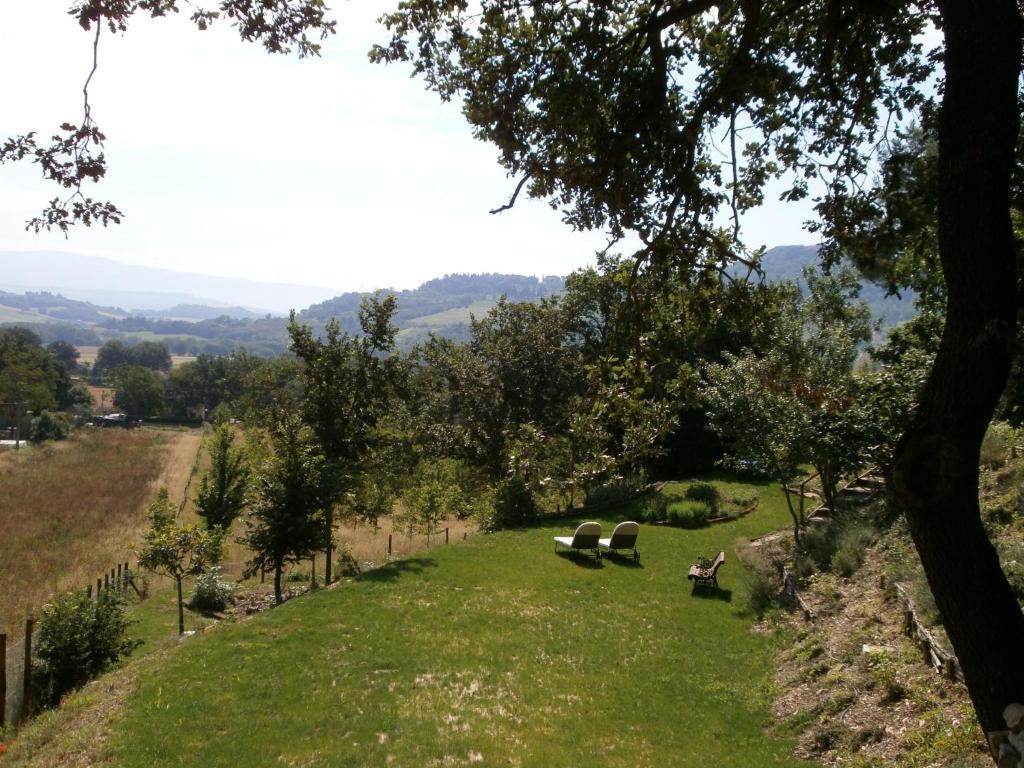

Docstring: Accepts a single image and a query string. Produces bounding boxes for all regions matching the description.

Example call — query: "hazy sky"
[0,2,816,292]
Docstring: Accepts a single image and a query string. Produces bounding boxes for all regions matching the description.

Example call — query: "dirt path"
[149,429,204,515]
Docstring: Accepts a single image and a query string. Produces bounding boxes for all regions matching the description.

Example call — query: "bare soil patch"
[770,545,989,767]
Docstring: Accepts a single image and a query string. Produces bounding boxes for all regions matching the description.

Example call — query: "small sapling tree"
[404,459,466,544]
[241,419,327,604]
[137,489,224,634]
[196,423,250,531]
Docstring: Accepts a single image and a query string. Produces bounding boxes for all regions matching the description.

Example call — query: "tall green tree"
[288,294,398,585]
[112,364,165,417]
[241,418,327,604]
[196,424,250,531]
[373,0,1024,731]
[0,327,72,412]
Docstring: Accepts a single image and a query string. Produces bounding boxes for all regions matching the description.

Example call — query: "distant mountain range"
[759,245,916,329]
[0,246,916,355]
[0,251,339,314]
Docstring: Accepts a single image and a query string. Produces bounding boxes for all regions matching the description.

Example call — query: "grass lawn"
[6,475,816,767]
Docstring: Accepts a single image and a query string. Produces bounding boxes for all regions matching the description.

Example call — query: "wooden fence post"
[104,573,110,591]
[22,618,34,721]
[86,583,93,599]
[124,562,129,591]
[445,527,449,545]
[97,578,102,596]
[1,632,7,729]
[388,533,393,558]
[116,564,122,592]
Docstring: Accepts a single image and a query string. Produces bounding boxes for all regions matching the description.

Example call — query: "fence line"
[385,526,460,560]
[1,559,138,728]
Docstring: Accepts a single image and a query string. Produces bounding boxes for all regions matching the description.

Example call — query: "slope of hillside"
[6,479,814,768]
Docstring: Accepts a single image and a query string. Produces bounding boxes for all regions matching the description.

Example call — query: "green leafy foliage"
[137,489,224,633]
[684,482,720,514]
[980,421,1018,470]
[241,420,327,603]
[666,499,709,528]
[28,410,71,442]
[288,295,399,583]
[401,459,477,541]
[112,364,165,417]
[31,589,137,710]
[95,340,171,377]
[196,424,249,530]
[0,327,72,412]
[189,566,236,613]
[489,476,537,530]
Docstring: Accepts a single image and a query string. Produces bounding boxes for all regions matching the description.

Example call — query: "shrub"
[666,499,709,528]
[794,552,816,580]
[638,493,668,522]
[335,544,362,577]
[29,410,71,442]
[727,488,759,509]
[735,541,778,619]
[189,566,236,612]
[31,590,137,710]
[584,474,647,507]
[684,482,720,513]
[980,421,1016,469]
[802,514,876,575]
[999,542,1024,608]
[489,476,537,529]
[830,521,875,577]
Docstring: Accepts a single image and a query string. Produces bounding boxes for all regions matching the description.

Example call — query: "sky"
[0,2,817,293]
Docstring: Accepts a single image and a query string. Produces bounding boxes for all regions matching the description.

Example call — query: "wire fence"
[2,621,36,729]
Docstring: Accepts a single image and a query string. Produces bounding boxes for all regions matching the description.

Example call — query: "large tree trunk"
[891,0,1024,739]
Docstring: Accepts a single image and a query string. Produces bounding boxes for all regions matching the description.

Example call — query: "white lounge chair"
[554,521,602,559]
[598,521,640,562]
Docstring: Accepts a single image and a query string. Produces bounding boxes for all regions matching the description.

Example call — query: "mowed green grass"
[94,478,813,768]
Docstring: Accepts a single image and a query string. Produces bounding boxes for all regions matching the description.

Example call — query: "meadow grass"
[16,475,815,768]
[0,429,201,636]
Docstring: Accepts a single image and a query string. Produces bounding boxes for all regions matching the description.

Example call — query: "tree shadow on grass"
[360,557,437,583]
[554,551,605,569]
[688,583,733,602]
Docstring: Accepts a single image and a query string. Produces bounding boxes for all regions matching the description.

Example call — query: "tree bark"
[781,481,802,545]
[274,563,283,605]
[324,505,333,586]
[891,0,1024,738]
[175,576,185,635]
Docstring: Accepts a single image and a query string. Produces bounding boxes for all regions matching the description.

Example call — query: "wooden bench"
[688,550,725,588]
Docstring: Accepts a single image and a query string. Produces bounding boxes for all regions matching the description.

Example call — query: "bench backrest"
[709,550,726,574]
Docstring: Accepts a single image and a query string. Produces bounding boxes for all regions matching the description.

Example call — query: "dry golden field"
[0,428,202,635]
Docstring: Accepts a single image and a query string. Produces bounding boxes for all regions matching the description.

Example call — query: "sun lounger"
[598,521,640,562]
[554,521,602,559]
